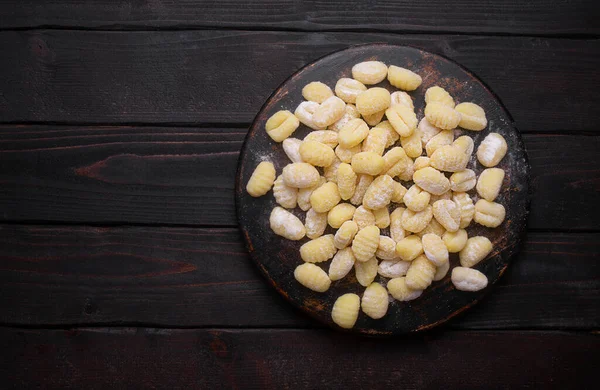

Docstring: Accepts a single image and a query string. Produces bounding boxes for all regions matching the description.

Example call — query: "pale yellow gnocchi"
[352,61,388,85]
[300,234,337,263]
[352,225,381,262]
[361,282,389,319]
[265,110,300,142]
[335,78,367,104]
[334,220,359,249]
[329,247,356,281]
[477,133,507,167]
[356,87,391,116]
[331,293,360,328]
[246,161,276,197]
[355,256,378,287]
[474,199,506,228]
[294,263,331,292]
[387,65,422,91]
[476,168,505,202]
[455,102,487,131]
[302,81,334,104]
[270,207,306,240]
[387,277,423,301]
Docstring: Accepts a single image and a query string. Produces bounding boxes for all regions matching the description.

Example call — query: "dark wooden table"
[0,1,598,388]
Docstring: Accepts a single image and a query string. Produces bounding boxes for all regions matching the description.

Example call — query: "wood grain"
[1,0,597,36]
[1,125,597,229]
[1,31,598,131]
[0,225,597,329]
[1,328,596,389]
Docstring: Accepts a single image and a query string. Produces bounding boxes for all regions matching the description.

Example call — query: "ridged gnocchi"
[335,78,368,104]
[302,81,334,104]
[337,163,358,200]
[387,277,423,301]
[361,282,389,319]
[451,267,488,291]
[353,205,376,230]
[413,167,450,196]
[299,140,336,167]
[424,102,461,130]
[455,102,487,131]
[331,293,360,329]
[329,247,356,281]
[246,161,276,197]
[282,162,320,188]
[474,199,506,228]
[386,104,418,137]
[270,207,306,240]
[405,255,436,290]
[300,234,337,263]
[387,65,422,91]
[273,175,298,209]
[294,263,331,292]
[363,174,394,209]
[355,256,378,287]
[401,206,434,233]
[352,61,388,85]
[459,236,493,268]
[477,133,507,167]
[334,220,359,249]
[356,87,391,116]
[305,208,327,239]
[265,110,300,142]
[352,225,381,262]
[312,96,346,128]
[310,182,341,213]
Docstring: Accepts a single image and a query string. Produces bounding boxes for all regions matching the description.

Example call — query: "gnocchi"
[282,162,320,188]
[337,163,358,200]
[363,174,394,209]
[310,182,341,213]
[376,235,397,260]
[476,168,505,202]
[386,104,418,137]
[270,207,306,240]
[387,277,423,301]
[300,234,337,263]
[424,102,461,130]
[299,140,336,167]
[295,101,325,130]
[329,247,356,281]
[265,110,300,142]
[350,174,374,206]
[395,235,423,261]
[405,255,436,290]
[356,87,391,116]
[302,81,334,104]
[339,118,370,148]
[455,102,487,131]
[459,236,493,268]
[294,263,331,292]
[335,78,368,104]
[327,203,356,229]
[353,205,376,230]
[352,61,388,85]
[246,161,276,197]
[334,220,359,249]
[432,199,461,232]
[331,293,360,329]
[352,225,381,262]
[477,133,507,167]
[401,206,433,234]
[449,169,477,192]
[387,65,422,91]
[355,256,378,287]
[305,208,327,239]
[361,282,389,319]
[451,267,488,291]
[425,86,455,107]
[413,167,450,196]
[378,260,411,278]
[312,96,346,128]
[273,175,298,209]
[421,233,449,267]
[474,199,506,228]
[373,206,391,229]
[351,152,385,176]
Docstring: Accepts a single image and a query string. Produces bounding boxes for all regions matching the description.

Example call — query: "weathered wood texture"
[0,225,597,329]
[1,126,597,228]
[1,0,597,36]
[1,328,597,389]
[1,31,598,131]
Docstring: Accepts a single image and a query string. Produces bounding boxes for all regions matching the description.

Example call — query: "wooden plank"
[1,126,598,229]
[1,328,596,388]
[0,31,598,131]
[0,0,597,36]
[0,225,597,329]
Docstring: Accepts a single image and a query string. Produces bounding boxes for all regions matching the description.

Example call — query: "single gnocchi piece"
[405,255,436,290]
[310,182,341,213]
[421,233,449,267]
[338,118,370,148]
[363,110,385,127]
[418,118,442,147]
[282,162,320,189]
[474,199,506,228]
[337,163,358,200]
[432,199,461,232]
[356,87,391,116]
[387,277,423,301]
[450,169,477,192]
[335,78,367,104]
[391,181,408,203]
[282,138,303,163]
[297,176,326,211]
[355,256,378,287]
[374,120,400,147]
[350,174,374,206]
[403,184,431,212]
[387,65,422,91]
[453,192,476,229]
[305,208,327,239]
[334,220,359,249]
[442,229,468,253]
[413,156,431,171]
[401,206,434,234]
[294,263,331,292]
[362,127,388,156]
[363,174,394,209]
[269,207,306,240]
[390,207,407,242]
[386,104,418,137]
[353,205,376,230]
[453,135,475,157]
[265,110,300,142]
[361,282,389,319]
[335,144,361,163]
[351,152,385,176]
[273,175,298,209]
[299,140,336,167]
[323,157,342,183]
[378,260,411,278]
[424,86,455,107]
[413,167,450,196]
[425,130,454,156]
[433,261,450,282]
[304,130,339,148]
[459,236,493,268]
[451,267,488,291]
[430,145,469,172]
[329,103,361,132]
[329,247,356,281]
[352,225,381,262]
[295,101,325,130]
[390,91,414,109]
[300,234,337,263]
[373,207,391,229]
[331,293,360,329]
[477,133,508,167]
[425,102,461,130]
[382,147,409,174]
[246,161,276,197]
[477,168,505,202]
[401,129,423,158]
[302,81,334,104]
[455,102,487,131]
[327,203,356,229]
[312,96,346,128]
[376,235,397,260]
[395,235,424,261]
[352,61,388,85]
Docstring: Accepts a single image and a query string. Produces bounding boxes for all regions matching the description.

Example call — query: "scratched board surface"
[236,44,529,335]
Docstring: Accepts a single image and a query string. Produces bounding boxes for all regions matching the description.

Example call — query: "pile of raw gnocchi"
[246,60,508,329]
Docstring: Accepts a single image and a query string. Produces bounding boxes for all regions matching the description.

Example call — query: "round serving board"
[235,44,529,335]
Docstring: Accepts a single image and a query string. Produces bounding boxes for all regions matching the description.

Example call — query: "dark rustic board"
[1,31,599,131]
[1,225,596,329]
[1,0,597,36]
[1,328,596,388]
[0,125,598,229]
[237,44,530,334]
